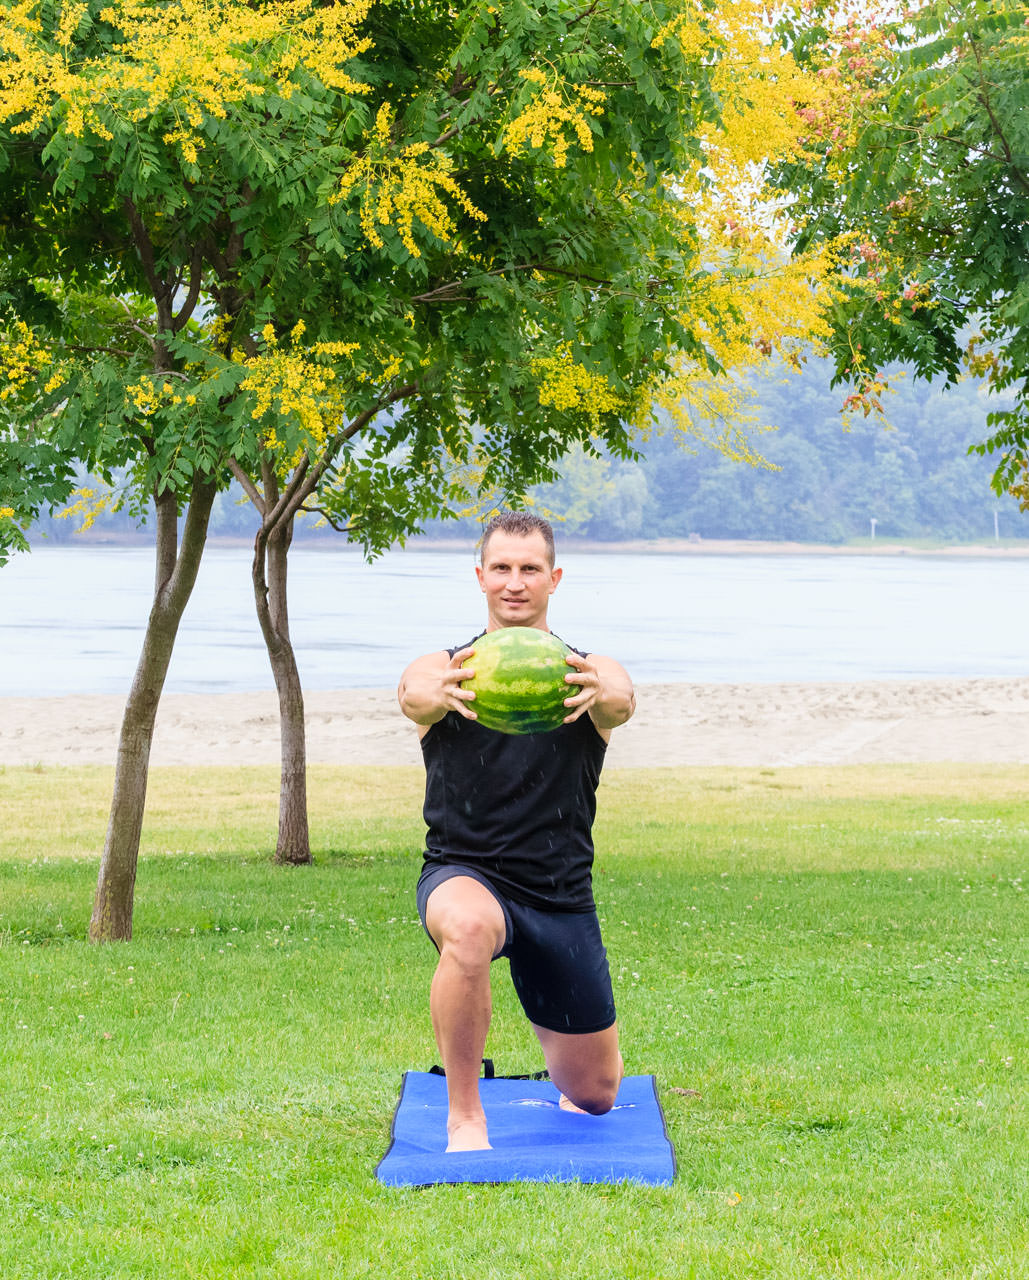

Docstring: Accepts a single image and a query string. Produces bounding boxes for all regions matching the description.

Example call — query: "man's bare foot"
[559,1094,588,1114]
[446,1118,492,1152]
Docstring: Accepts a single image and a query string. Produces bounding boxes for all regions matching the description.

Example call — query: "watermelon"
[462,627,572,735]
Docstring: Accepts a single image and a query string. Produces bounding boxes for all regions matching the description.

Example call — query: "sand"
[2,677,1027,768]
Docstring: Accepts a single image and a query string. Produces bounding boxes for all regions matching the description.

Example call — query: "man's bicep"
[401,650,451,682]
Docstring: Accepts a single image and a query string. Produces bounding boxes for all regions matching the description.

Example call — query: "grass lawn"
[1,763,1026,1279]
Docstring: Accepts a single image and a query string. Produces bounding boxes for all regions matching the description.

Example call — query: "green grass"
[1,764,1026,1279]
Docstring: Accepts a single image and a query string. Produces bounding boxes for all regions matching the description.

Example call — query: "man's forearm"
[590,673,636,729]
[397,673,447,725]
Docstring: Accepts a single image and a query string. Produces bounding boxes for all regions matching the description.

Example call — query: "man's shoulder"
[445,632,486,658]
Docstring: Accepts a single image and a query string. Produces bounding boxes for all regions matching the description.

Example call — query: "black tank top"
[420,634,608,911]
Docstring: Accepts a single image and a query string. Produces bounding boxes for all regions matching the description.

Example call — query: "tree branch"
[412,263,616,304]
[568,0,601,29]
[116,297,158,352]
[122,199,163,304]
[123,199,178,363]
[229,458,265,514]
[260,452,281,510]
[430,78,508,147]
[261,454,311,539]
[298,503,351,533]
[263,382,418,537]
[61,343,139,358]
[201,227,251,348]
[173,243,207,333]
[969,35,1029,197]
[870,115,1029,190]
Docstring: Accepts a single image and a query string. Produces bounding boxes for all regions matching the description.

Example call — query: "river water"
[0,545,1025,696]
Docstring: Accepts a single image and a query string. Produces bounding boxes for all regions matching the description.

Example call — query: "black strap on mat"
[429,1059,549,1081]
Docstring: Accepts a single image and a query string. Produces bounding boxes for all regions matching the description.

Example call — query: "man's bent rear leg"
[424,875,508,1151]
[533,1021,624,1115]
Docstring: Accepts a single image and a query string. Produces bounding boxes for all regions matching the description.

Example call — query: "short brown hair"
[480,511,556,566]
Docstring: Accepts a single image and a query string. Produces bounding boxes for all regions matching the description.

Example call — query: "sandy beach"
[2,677,1027,768]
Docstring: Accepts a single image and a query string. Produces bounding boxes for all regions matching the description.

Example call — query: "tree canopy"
[780,0,1029,504]
[0,0,835,936]
[1,0,833,562]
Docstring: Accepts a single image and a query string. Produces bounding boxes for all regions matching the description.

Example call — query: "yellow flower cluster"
[125,375,160,415]
[623,0,841,461]
[0,320,59,401]
[965,335,1004,384]
[238,324,360,465]
[651,8,710,60]
[208,314,235,354]
[651,364,772,463]
[647,0,834,235]
[55,0,87,46]
[0,0,372,157]
[0,506,16,519]
[121,373,205,416]
[642,215,835,460]
[55,486,113,532]
[0,3,55,132]
[504,67,606,168]
[242,354,339,441]
[161,126,200,167]
[332,104,486,257]
[531,346,623,425]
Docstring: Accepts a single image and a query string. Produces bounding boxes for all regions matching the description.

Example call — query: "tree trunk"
[230,389,418,869]
[253,513,311,866]
[89,478,217,942]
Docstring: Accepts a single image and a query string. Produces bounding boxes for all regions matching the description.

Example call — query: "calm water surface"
[0,545,1025,696]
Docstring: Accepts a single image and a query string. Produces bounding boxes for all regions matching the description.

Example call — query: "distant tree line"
[547,360,1028,545]
[31,358,1027,547]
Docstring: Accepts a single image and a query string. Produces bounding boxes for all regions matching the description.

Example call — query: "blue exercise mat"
[376,1071,676,1187]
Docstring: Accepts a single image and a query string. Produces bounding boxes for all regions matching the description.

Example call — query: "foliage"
[413,359,1024,543]
[34,356,1028,544]
[779,0,1029,505]
[0,0,835,567]
[3,762,1028,1277]
[27,355,1027,545]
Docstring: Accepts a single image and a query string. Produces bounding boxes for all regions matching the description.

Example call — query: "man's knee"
[551,1039,624,1115]
[425,878,506,967]
[572,1092,616,1116]
[433,910,504,971]
[566,1065,622,1115]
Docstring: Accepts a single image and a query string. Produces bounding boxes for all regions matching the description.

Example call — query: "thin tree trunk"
[233,386,418,869]
[89,478,217,942]
[253,511,311,866]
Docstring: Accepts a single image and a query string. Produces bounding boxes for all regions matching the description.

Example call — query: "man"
[397,511,635,1152]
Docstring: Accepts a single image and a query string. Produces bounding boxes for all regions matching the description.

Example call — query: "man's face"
[476,531,562,631]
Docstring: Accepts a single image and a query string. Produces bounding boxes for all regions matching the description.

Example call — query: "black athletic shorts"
[416,861,616,1036]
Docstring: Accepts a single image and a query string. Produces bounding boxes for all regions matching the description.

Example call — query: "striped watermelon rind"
[462,628,572,735]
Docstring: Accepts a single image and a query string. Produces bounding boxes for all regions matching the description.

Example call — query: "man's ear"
[475,564,485,592]
[549,566,563,594]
